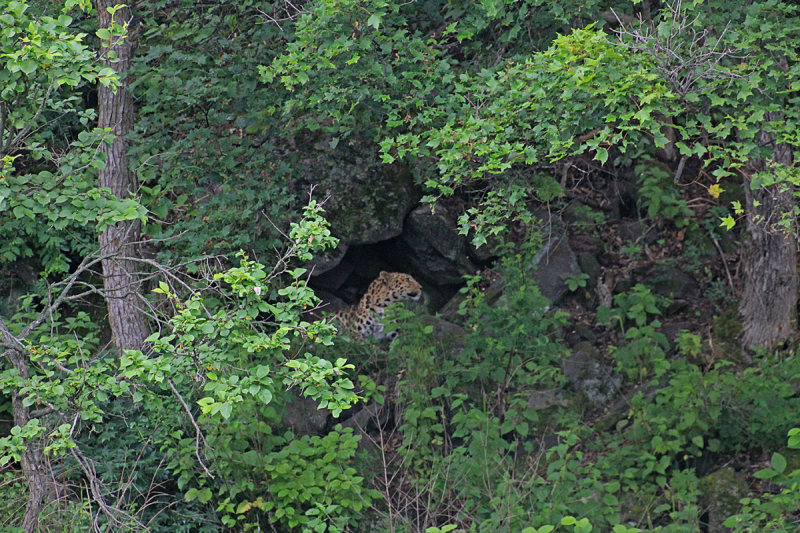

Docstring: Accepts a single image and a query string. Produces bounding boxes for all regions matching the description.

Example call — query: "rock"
[309,256,355,291]
[282,392,330,436]
[618,220,658,244]
[328,163,419,246]
[529,212,581,305]
[465,231,503,263]
[527,390,570,410]
[577,252,602,290]
[414,315,469,355]
[698,468,749,532]
[397,203,478,285]
[292,134,421,272]
[438,269,506,322]
[564,322,597,347]
[562,342,622,406]
[650,267,699,300]
[562,201,592,225]
[307,243,348,276]
[340,402,386,452]
[644,266,699,315]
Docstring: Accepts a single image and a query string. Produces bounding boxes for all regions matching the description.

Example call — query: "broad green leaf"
[771,452,787,474]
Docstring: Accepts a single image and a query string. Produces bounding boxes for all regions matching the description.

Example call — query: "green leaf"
[720,215,736,230]
[367,12,382,29]
[771,452,787,474]
[19,60,37,75]
[753,468,778,479]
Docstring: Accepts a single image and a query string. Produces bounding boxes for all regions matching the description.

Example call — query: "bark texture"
[739,117,797,349]
[97,2,150,355]
[0,323,46,533]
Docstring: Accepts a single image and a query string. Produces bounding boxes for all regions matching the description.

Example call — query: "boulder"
[414,315,469,356]
[309,255,355,291]
[650,267,699,301]
[698,468,749,532]
[282,392,330,436]
[528,212,581,305]
[397,203,478,285]
[562,342,622,406]
[576,252,602,291]
[618,220,658,244]
[527,390,570,410]
[438,269,506,322]
[340,402,386,452]
[293,134,421,273]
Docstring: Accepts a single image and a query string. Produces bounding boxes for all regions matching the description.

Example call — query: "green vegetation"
[2,0,800,531]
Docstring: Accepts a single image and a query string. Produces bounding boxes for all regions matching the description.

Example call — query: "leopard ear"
[379,271,391,281]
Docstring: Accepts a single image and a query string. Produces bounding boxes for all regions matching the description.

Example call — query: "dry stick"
[167,378,215,479]
[709,231,736,295]
[673,154,688,184]
[70,446,142,532]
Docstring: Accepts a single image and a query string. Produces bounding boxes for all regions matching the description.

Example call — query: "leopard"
[332,271,423,341]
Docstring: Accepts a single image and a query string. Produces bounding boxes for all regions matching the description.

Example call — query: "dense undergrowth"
[2,0,800,531]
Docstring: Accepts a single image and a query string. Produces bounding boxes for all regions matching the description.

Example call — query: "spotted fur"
[333,271,422,340]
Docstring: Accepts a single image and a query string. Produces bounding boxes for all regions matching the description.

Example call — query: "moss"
[698,467,749,532]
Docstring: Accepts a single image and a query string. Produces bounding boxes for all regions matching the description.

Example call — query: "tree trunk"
[0,330,47,533]
[97,2,150,355]
[10,354,43,533]
[739,119,797,349]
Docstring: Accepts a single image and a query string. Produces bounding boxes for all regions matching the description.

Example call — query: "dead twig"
[167,378,214,479]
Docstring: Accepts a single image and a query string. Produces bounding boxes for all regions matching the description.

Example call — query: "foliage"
[368,242,622,532]
[565,273,589,292]
[266,0,800,243]
[635,164,693,227]
[0,1,142,275]
[129,0,307,262]
[6,0,800,530]
[0,196,365,531]
[0,0,122,160]
[254,428,377,533]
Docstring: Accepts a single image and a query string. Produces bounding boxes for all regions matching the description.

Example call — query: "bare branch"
[610,0,747,100]
[19,254,104,340]
[256,0,313,30]
[70,445,146,532]
[167,378,215,479]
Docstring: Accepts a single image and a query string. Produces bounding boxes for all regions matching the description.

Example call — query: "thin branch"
[709,231,736,295]
[167,378,214,479]
[19,254,102,340]
[7,83,55,153]
[29,406,55,418]
[673,154,688,184]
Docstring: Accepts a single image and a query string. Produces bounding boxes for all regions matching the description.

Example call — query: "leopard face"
[333,271,422,341]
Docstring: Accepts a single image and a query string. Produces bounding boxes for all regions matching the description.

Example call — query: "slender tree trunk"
[14,362,49,533]
[9,352,41,533]
[97,2,150,355]
[0,320,46,533]
[739,117,797,349]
